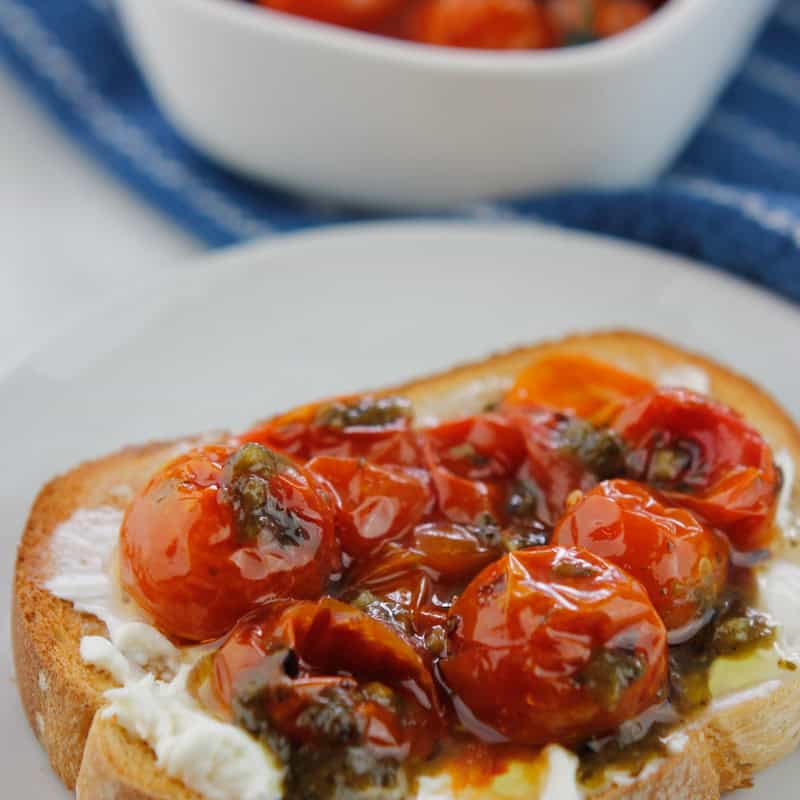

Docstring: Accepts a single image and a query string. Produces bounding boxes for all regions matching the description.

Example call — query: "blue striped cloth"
[2,1,800,302]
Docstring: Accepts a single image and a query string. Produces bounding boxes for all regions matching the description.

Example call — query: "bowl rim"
[161,0,706,73]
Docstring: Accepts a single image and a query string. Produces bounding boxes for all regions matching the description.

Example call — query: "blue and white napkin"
[1,0,799,301]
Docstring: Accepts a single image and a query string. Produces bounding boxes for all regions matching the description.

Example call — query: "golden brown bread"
[13,329,800,800]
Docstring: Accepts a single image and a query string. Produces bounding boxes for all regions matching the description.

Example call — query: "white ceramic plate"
[1,221,798,797]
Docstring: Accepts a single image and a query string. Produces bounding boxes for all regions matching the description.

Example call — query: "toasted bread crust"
[13,442,188,790]
[13,330,800,800]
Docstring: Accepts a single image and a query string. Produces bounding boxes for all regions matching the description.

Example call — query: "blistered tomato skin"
[613,389,780,552]
[552,480,729,636]
[501,408,600,524]
[306,455,434,559]
[504,353,654,423]
[242,396,422,467]
[423,414,527,482]
[120,444,340,642]
[439,547,667,746]
[421,414,526,525]
[346,522,501,637]
[213,598,442,760]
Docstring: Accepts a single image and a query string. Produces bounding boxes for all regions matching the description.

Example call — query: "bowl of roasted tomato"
[116,0,776,208]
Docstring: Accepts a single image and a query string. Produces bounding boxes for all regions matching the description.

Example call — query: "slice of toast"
[14,330,800,800]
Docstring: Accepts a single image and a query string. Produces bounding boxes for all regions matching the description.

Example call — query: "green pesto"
[501,522,550,551]
[562,419,627,480]
[648,446,693,485]
[221,442,308,546]
[233,652,405,800]
[287,744,404,800]
[578,721,670,786]
[505,478,540,520]
[579,649,647,712]
[316,396,413,430]
[579,586,778,787]
[668,593,776,714]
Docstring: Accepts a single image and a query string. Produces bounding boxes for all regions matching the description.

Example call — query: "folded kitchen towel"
[1,0,799,302]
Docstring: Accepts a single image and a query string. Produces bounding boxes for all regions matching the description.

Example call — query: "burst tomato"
[213,597,442,759]
[420,414,526,525]
[501,407,600,524]
[613,389,780,551]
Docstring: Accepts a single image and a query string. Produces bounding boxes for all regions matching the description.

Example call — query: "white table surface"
[0,70,204,377]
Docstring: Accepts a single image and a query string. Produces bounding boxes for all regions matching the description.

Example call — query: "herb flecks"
[288,744,406,800]
[316,396,413,430]
[578,649,646,711]
[506,479,540,520]
[710,610,775,657]
[668,593,777,713]
[552,558,601,579]
[232,655,406,800]
[221,442,308,547]
[562,419,627,480]
[350,591,415,639]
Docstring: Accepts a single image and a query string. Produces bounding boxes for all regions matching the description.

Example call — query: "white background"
[0,70,202,377]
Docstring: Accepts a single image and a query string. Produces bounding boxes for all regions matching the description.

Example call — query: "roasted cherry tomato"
[552,480,728,637]
[120,443,340,642]
[213,598,442,761]
[593,0,654,37]
[545,0,655,42]
[613,389,780,552]
[243,395,421,467]
[256,0,403,30]
[421,453,503,526]
[501,407,626,524]
[504,353,654,423]
[306,455,433,559]
[423,414,527,481]
[439,547,667,746]
[408,0,554,49]
[420,414,526,525]
[346,522,502,638]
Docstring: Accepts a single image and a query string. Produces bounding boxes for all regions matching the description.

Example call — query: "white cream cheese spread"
[45,505,285,800]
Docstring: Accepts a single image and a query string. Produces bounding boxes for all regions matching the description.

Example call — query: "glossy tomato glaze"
[120,443,341,641]
[553,480,729,637]
[248,0,668,50]
[119,354,781,793]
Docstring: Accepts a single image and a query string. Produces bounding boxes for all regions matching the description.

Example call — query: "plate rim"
[5,218,799,388]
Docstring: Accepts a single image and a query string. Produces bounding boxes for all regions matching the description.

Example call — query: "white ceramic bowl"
[116,0,776,210]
